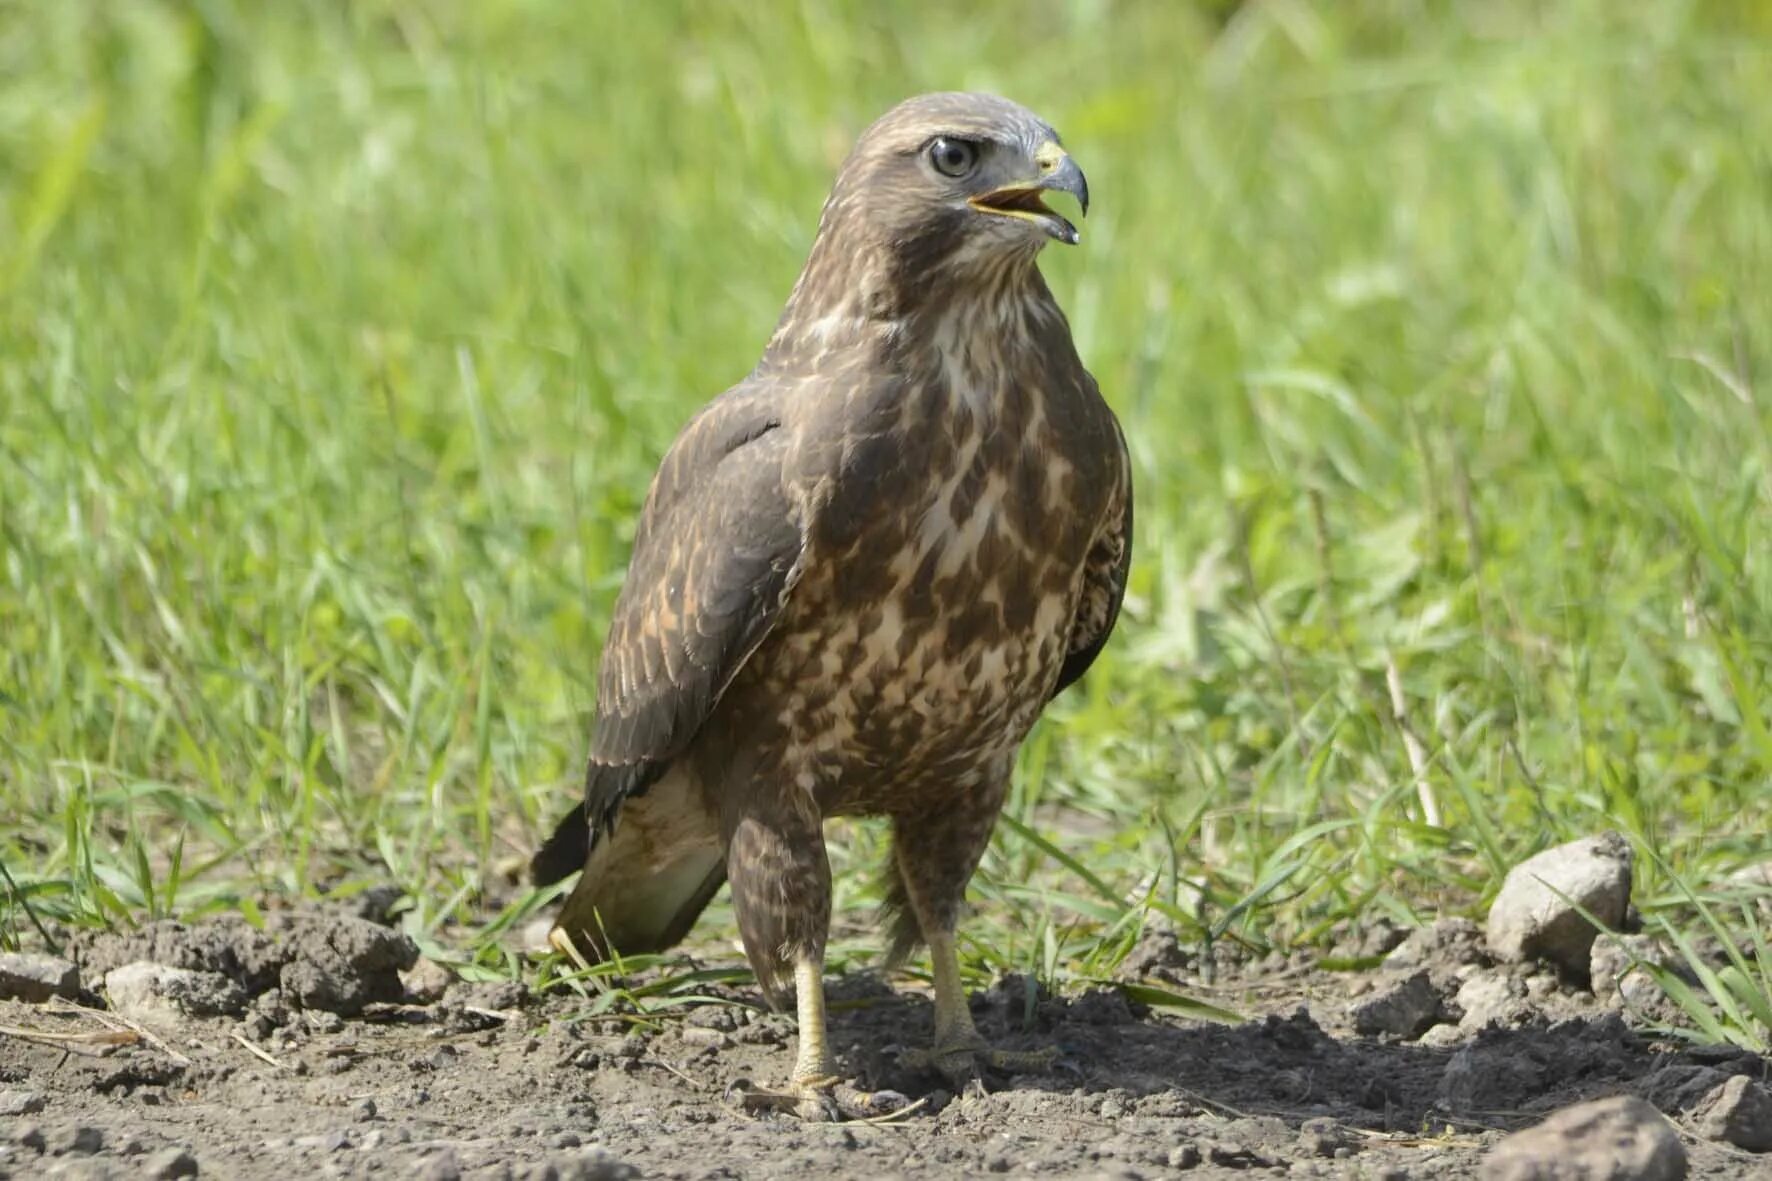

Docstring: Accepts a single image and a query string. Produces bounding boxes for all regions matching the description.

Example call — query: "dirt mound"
[68,909,418,1017]
[1,908,1766,1178]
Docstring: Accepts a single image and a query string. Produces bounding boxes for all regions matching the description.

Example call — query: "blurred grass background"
[2,0,1769,1024]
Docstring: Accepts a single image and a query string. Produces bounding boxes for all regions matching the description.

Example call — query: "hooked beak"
[967,140,1090,245]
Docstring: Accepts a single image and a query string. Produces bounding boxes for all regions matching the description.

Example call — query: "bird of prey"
[533,91,1131,1119]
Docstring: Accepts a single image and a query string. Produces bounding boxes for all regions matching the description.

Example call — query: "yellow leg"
[734,954,908,1121]
[928,930,980,1047]
[789,955,838,1085]
[902,931,1058,1086]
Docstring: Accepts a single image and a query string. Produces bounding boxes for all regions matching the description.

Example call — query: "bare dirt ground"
[1,904,1766,1180]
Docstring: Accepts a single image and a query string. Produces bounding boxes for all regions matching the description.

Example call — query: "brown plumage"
[533,92,1131,1117]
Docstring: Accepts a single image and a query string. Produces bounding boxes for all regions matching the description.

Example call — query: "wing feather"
[578,382,802,841]
[1051,420,1132,699]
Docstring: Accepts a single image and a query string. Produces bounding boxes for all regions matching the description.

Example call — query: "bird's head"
[767,93,1090,353]
[823,92,1089,265]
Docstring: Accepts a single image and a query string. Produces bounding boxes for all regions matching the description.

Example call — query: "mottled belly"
[735,545,1080,815]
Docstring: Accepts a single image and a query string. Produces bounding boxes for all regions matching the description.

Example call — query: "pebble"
[1295,1117,1355,1157]
[0,1089,46,1117]
[1480,1095,1684,1181]
[401,957,453,1004]
[1691,1074,1772,1152]
[1166,1143,1201,1169]
[677,1025,730,1050]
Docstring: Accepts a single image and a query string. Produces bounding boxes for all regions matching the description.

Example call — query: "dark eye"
[928,137,979,178]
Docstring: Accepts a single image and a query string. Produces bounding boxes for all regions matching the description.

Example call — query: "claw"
[899,1040,1061,1088]
[727,1077,912,1122]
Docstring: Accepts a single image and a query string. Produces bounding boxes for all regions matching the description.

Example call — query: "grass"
[1,0,1769,1042]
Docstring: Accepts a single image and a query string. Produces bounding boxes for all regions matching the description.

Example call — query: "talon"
[729,1077,909,1122]
[901,1040,1062,1088]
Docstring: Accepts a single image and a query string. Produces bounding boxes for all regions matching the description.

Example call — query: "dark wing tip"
[531,806,591,886]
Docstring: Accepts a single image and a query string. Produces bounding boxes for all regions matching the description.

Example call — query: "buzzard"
[534,92,1131,1118]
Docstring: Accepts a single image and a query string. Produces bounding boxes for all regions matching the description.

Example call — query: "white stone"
[1486,832,1633,976]
[105,961,245,1021]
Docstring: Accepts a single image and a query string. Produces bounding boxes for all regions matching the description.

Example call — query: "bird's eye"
[928,137,980,179]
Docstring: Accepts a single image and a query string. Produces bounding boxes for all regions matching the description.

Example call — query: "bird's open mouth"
[968,186,1081,245]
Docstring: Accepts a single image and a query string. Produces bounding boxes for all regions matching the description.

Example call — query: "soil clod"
[0,953,82,1004]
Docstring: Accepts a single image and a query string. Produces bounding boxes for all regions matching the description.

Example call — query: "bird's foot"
[898,1039,1061,1089]
[728,1074,912,1122]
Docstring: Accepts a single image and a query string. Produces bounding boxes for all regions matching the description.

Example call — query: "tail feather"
[545,765,725,959]
[531,807,591,887]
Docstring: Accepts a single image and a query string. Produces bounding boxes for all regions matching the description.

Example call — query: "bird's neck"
[760,233,1054,374]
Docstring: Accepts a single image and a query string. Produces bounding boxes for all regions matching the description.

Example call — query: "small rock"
[0,953,81,1002]
[13,1121,46,1151]
[1590,934,1679,1011]
[52,1124,106,1155]
[1524,971,1560,1000]
[251,988,295,1027]
[1480,1095,1685,1181]
[1166,1143,1201,1169]
[1098,1090,1132,1119]
[1691,1074,1772,1152]
[401,957,453,1004]
[105,962,246,1020]
[0,1089,47,1116]
[352,1098,378,1122]
[1296,1117,1355,1157]
[1456,971,1528,1031]
[1486,832,1633,978]
[1419,1022,1466,1048]
[1351,970,1443,1038]
[677,1025,730,1050]
[145,1146,200,1178]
